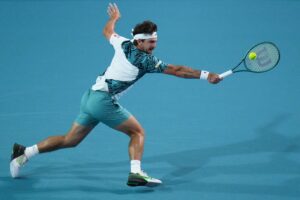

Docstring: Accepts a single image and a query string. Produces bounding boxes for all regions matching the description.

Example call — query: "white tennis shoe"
[10,143,28,178]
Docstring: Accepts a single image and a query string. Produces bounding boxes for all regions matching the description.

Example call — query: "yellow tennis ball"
[249,52,257,60]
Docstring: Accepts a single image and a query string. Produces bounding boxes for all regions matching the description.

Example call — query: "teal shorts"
[75,89,131,128]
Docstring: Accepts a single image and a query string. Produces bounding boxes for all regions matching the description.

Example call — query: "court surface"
[1,0,300,200]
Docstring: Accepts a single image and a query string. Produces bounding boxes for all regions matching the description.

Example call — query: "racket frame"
[219,41,280,79]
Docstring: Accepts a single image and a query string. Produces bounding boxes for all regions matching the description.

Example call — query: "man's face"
[139,39,157,54]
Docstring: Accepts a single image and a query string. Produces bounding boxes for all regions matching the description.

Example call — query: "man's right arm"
[103,3,121,40]
[164,64,222,84]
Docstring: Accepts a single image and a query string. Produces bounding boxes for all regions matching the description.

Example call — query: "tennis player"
[10,3,222,187]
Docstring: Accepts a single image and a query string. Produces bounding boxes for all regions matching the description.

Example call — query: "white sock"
[130,160,141,173]
[24,145,39,160]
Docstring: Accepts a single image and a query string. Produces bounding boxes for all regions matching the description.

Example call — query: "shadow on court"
[1,114,299,198]
[151,114,300,197]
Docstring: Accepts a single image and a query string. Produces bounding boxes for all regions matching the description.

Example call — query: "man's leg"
[114,115,162,187]
[10,123,94,178]
[115,115,145,161]
[37,123,94,153]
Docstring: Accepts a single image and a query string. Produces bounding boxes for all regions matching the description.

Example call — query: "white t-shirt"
[92,34,168,99]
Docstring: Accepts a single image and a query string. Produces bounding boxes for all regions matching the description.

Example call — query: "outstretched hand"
[107,3,121,21]
[208,73,222,84]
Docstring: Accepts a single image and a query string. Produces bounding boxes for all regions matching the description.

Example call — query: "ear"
[137,39,143,45]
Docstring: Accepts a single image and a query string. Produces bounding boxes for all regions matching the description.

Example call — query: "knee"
[128,128,145,138]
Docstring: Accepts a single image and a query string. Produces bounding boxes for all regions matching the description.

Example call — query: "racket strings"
[245,42,280,73]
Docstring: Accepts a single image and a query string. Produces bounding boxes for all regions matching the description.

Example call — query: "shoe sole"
[127,178,162,187]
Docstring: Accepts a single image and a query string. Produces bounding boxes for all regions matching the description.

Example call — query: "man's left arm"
[103,3,121,41]
[163,64,222,84]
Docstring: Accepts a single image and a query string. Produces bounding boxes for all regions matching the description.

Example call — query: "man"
[10,3,221,187]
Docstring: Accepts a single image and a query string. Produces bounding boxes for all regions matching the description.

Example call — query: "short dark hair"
[132,20,157,45]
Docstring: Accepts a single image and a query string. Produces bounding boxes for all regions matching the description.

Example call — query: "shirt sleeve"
[141,54,168,73]
[109,33,129,48]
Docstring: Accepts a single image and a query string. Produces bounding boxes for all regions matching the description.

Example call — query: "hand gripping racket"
[219,42,280,78]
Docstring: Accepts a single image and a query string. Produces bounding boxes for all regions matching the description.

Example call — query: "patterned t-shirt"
[92,34,168,99]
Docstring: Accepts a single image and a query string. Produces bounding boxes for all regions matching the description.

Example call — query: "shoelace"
[139,170,152,178]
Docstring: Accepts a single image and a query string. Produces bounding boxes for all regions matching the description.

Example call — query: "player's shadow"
[150,113,300,196]
[1,114,300,197]
[0,176,154,200]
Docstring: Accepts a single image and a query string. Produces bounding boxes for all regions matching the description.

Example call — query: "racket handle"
[219,70,233,78]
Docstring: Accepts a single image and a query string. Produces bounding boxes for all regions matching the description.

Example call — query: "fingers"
[113,3,120,13]
[214,76,222,84]
[107,3,113,16]
[208,73,222,84]
[107,2,120,17]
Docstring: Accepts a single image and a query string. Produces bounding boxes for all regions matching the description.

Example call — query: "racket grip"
[219,70,233,78]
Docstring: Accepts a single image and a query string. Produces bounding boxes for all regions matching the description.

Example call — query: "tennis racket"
[219,42,280,78]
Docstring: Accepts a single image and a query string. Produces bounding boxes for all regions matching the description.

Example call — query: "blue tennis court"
[1,0,300,199]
